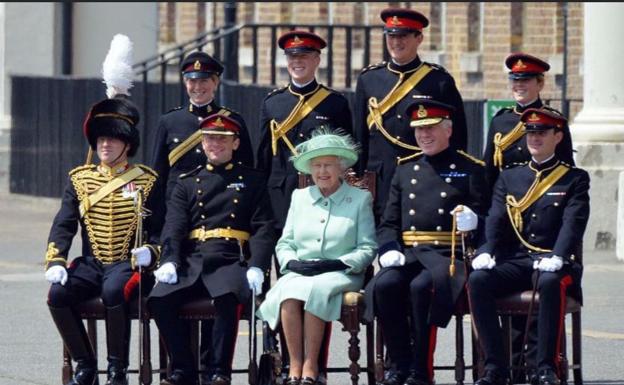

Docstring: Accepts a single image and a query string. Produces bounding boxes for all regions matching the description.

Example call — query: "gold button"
[233,199,239,204]
[201,214,206,219]
[449,164,456,169]
[397,115,402,119]
[440,192,447,198]
[196,178,201,183]
[554,202,559,207]
[227,226,231,230]
[410,226,416,231]
[532,213,537,218]
[195,148,201,153]
[409,193,416,199]
[436,226,442,231]
[238,175,243,180]
[409,209,415,216]
[434,240,440,245]
[197,189,203,194]
[230,213,236,218]
[411,178,417,185]
[236,188,240,191]
[438,208,444,215]
[299,133,305,137]
[173,138,180,143]
[198,202,204,207]
[413,165,420,171]
[412,241,418,247]
[395,135,401,140]
[530,233,535,238]
[517,147,523,151]
[445,177,452,183]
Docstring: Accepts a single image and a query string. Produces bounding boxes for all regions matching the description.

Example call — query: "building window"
[429,2,444,51]
[467,3,482,52]
[510,3,524,52]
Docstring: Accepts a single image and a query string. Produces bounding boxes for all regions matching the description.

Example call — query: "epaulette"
[217,105,241,116]
[137,164,158,177]
[166,106,184,114]
[179,165,203,179]
[360,61,386,74]
[494,107,514,118]
[265,85,288,98]
[68,164,95,176]
[425,62,449,73]
[504,160,528,169]
[397,151,423,165]
[560,161,573,169]
[457,150,486,166]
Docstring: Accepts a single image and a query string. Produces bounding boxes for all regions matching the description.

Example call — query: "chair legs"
[454,314,465,385]
[571,311,582,385]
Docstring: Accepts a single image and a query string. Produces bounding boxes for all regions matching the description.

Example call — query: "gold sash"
[505,164,569,252]
[366,64,433,151]
[79,166,145,218]
[492,121,525,170]
[168,109,231,166]
[270,87,331,156]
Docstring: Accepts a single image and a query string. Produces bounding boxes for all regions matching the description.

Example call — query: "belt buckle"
[198,228,208,242]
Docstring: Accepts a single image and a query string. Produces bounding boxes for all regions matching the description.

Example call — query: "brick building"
[159,2,583,117]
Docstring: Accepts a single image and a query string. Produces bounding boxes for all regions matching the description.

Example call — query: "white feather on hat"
[102,34,134,99]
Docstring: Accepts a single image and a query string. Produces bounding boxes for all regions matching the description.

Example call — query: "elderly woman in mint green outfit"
[256,129,377,385]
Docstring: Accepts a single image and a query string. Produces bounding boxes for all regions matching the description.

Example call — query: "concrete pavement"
[0,191,623,385]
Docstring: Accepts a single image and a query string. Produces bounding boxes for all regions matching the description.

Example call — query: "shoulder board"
[456,150,485,166]
[68,164,95,176]
[136,164,158,178]
[541,105,563,116]
[494,107,514,118]
[425,62,449,73]
[179,165,204,179]
[397,151,423,165]
[504,160,528,169]
[215,106,242,117]
[559,161,573,169]
[266,85,288,98]
[166,106,184,114]
[360,61,386,74]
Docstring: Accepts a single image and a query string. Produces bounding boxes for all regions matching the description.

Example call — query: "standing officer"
[469,109,590,385]
[483,53,575,189]
[481,53,576,383]
[363,99,487,385]
[354,7,468,219]
[255,30,353,233]
[149,114,275,385]
[150,50,253,203]
[45,97,162,385]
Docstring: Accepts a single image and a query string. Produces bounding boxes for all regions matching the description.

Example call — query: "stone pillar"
[570,3,624,258]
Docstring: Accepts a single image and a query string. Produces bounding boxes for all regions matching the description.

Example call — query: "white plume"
[102,34,134,98]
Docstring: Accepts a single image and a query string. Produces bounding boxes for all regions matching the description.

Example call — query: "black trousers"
[468,257,574,376]
[373,262,437,382]
[149,278,241,378]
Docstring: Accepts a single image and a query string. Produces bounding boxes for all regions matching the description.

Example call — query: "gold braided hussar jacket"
[45,163,161,269]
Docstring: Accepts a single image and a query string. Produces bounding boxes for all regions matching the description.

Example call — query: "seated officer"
[45,97,161,385]
[363,99,488,385]
[469,109,590,385]
[149,114,275,385]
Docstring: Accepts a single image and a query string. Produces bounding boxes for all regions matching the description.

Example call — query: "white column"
[570,3,624,259]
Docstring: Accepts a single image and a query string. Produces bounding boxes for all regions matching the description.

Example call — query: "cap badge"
[193,60,202,70]
[391,16,401,26]
[528,112,539,122]
[214,117,225,127]
[515,59,527,70]
[292,36,303,46]
[417,105,427,118]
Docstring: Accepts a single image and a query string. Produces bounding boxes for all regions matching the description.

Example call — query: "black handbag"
[257,321,282,385]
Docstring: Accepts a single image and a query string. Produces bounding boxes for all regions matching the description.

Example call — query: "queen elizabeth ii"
[256,128,377,385]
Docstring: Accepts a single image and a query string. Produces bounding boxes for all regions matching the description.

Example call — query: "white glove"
[131,246,152,267]
[45,265,68,285]
[536,256,563,272]
[471,253,496,270]
[379,250,406,268]
[154,262,178,284]
[246,267,264,295]
[452,205,478,232]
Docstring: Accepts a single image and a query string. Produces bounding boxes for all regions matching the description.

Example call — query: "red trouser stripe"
[123,271,140,302]
[555,274,572,376]
[427,325,438,381]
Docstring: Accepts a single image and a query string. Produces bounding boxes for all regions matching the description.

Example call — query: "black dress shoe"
[475,371,507,385]
[161,371,194,385]
[527,370,539,385]
[378,371,408,385]
[105,361,128,385]
[210,374,231,385]
[404,373,433,385]
[538,369,560,385]
[67,361,97,385]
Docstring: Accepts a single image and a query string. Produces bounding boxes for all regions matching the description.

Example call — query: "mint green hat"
[291,128,359,174]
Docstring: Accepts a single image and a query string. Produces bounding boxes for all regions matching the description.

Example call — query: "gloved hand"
[379,250,406,268]
[131,246,152,267]
[451,205,478,232]
[45,265,68,285]
[246,267,264,295]
[154,262,178,284]
[535,255,563,272]
[471,253,496,270]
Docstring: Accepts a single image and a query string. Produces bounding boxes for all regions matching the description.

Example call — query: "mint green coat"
[257,182,377,329]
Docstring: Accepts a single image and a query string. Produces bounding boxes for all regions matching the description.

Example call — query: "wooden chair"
[62,296,157,385]
[296,170,377,385]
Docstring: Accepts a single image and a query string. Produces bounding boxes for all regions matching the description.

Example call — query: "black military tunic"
[469,157,589,376]
[482,100,575,189]
[150,102,253,203]
[255,79,353,230]
[363,147,487,380]
[353,57,467,219]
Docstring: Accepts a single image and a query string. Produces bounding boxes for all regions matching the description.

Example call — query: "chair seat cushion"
[496,291,581,315]
[178,298,218,319]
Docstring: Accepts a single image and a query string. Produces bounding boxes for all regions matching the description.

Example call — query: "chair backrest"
[297,170,377,201]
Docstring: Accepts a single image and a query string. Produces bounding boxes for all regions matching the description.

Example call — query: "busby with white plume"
[102,34,135,98]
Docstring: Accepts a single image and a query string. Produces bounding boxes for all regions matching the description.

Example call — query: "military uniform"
[354,52,467,217]
[469,109,590,385]
[46,97,162,385]
[149,115,275,383]
[256,79,352,230]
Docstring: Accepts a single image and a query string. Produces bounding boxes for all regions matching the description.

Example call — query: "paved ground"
[0,192,623,385]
